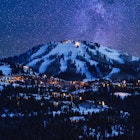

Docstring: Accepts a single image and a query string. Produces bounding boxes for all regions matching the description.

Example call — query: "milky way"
[0,0,140,58]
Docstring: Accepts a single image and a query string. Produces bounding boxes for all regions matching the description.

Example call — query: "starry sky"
[0,0,140,58]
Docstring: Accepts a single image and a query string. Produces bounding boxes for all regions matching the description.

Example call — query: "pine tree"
[0,70,3,76]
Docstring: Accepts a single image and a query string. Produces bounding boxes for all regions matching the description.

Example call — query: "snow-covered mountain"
[4,40,140,80]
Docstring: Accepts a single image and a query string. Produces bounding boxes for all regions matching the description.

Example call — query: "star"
[0,0,140,58]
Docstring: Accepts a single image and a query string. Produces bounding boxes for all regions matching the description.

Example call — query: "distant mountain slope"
[0,62,23,76]
[0,63,12,75]
[3,40,140,81]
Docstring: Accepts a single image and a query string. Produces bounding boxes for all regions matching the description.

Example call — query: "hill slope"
[4,40,140,81]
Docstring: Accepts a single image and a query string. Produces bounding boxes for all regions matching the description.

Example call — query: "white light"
[75,42,80,47]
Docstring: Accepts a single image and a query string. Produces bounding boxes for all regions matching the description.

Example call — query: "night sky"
[0,0,140,58]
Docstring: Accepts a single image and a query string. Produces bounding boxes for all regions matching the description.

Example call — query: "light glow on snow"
[75,41,81,47]
[114,92,131,100]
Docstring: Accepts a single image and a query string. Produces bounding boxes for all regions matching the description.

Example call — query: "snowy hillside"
[4,40,140,81]
[0,64,12,75]
[0,62,35,76]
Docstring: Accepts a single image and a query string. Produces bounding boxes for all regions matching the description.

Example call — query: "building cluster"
[0,73,139,139]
